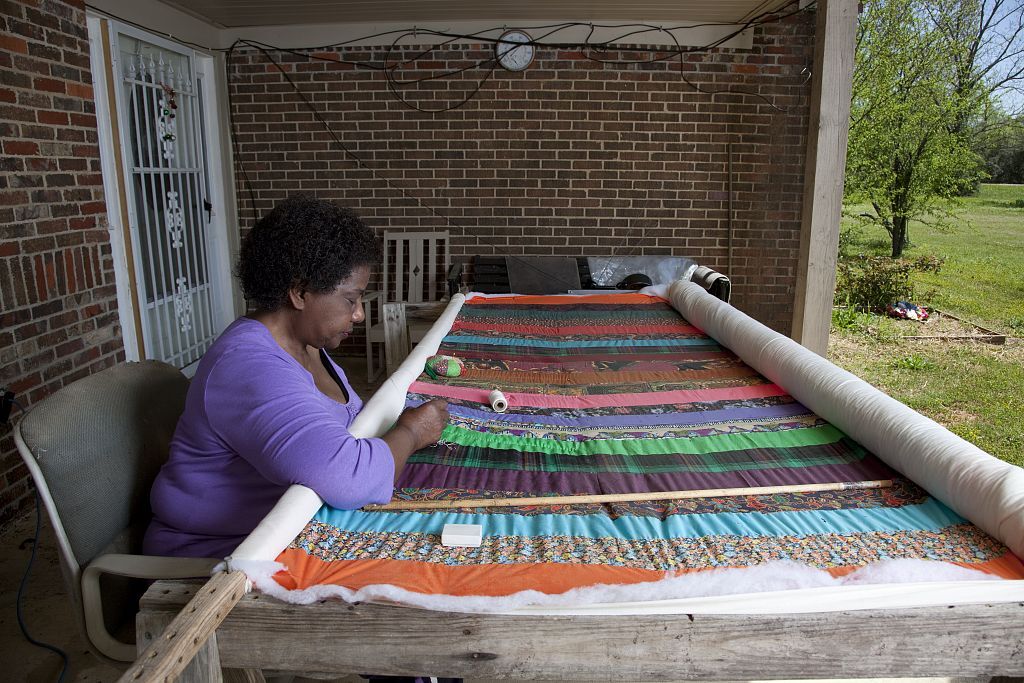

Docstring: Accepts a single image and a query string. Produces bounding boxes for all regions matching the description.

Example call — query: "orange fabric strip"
[274,548,1024,598]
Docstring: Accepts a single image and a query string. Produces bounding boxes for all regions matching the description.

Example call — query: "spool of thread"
[488,389,508,413]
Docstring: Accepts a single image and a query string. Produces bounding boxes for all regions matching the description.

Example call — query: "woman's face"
[298,264,371,350]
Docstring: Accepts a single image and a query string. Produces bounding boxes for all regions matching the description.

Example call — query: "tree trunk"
[891,215,909,257]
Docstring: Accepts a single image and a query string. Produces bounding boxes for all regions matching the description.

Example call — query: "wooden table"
[137,579,1024,682]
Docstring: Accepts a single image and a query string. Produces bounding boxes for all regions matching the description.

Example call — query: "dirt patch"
[898,310,1005,342]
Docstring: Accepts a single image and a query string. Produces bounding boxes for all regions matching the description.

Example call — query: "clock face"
[495,30,535,72]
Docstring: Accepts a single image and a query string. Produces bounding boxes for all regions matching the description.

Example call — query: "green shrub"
[837,221,861,259]
[835,255,944,312]
[831,306,870,332]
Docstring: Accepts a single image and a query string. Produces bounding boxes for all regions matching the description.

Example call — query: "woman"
[145,196,449,559]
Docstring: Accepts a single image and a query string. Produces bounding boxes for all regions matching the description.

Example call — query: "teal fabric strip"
[313,496,966,542]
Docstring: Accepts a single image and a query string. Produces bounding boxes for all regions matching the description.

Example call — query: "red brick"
[72,144,99,158]
[0,35,29,54]
[65,81,92,99]
[69,112,95,127]
[37,109,69,125]
[68,215,95,229]
[4,140,39,155]
[33,77,66,93]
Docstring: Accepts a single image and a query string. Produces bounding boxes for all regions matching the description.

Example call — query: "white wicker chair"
[13,361,219,662]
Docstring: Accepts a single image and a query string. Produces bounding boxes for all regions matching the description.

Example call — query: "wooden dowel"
[366,479,894,512]
[118,570,247,683]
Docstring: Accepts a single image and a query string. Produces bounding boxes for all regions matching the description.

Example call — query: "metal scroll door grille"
[116,34,217,368]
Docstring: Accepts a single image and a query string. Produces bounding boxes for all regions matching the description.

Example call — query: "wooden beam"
[366,479,893,511]
[140,579,1024,680]
[792,0,858,355]
[135,611,224,683]
[119,571,247,683]
[136,609,267,683]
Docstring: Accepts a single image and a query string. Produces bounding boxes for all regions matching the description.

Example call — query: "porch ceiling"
[160,0,797,29]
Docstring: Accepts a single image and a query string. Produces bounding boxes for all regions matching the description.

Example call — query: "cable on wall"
[87,1,817,286]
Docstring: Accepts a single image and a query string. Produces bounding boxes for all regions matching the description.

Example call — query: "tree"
[977,112,1024,182]
[929,0,1024,192]
[846,0,987,258]
[927,0,1024,134]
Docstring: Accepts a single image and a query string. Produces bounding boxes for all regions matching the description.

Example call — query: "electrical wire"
[87,1,814,111]
[89,1,815,287]
[226,5,813,276]
[231,39,587,290]
[10,397,70,683]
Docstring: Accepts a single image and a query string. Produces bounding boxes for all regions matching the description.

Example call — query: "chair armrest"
[85,553,219,580]
[81,554,220,661]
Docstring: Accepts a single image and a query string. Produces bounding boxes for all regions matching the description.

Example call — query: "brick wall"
[0,0,122,526]
[227,12,814,335]
[0,4,815,527]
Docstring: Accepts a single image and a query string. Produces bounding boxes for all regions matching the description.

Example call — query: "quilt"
[271,293,1024,599]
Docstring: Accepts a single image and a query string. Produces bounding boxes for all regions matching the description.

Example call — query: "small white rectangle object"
[441,523,483,547]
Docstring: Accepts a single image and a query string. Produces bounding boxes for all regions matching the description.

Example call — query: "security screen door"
[108,23,224,370]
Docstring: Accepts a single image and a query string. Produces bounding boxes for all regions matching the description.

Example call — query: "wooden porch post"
[791,0,858,355]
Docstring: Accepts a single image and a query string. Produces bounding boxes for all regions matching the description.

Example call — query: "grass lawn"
[829,184,1024,467]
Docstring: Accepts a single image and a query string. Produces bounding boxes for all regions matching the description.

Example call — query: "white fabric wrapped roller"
[664,280,1024,559]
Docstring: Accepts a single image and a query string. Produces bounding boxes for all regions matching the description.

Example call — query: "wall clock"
[495,30,535,72]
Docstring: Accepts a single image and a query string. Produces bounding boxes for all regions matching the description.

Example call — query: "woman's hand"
[396,399,449,450]
[382,399,450,482]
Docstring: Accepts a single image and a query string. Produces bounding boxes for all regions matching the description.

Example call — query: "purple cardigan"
[144,317,394,559]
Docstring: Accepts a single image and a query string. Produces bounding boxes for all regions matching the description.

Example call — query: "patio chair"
[364,231,450,382]
[382,302,411,376]
[13,361,219,662]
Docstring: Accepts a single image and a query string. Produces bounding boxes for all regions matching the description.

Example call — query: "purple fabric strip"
[397,457,898,495]
[406,400,811,427]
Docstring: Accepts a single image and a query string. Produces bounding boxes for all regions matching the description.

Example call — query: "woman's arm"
[380,399,449,483]
[206,351,398,508]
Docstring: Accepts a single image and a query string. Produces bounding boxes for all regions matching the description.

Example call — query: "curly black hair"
[238,196,381,311]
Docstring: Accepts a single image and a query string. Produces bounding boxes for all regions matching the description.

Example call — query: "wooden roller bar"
[365,479,895,511]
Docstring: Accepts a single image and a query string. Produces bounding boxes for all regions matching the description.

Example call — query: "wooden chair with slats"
[364,231,449,383]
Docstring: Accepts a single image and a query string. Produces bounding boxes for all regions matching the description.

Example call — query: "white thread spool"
[489,389,508,413]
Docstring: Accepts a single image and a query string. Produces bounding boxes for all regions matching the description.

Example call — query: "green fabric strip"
[439,423,846,457]
[410,439,868,473]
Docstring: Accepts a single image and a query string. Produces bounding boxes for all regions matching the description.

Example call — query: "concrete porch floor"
[0,355,971,683]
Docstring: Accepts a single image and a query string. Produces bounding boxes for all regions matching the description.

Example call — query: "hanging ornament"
[158,82,178,160]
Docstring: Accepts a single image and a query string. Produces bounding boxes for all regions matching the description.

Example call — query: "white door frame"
[86,14,236,374]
